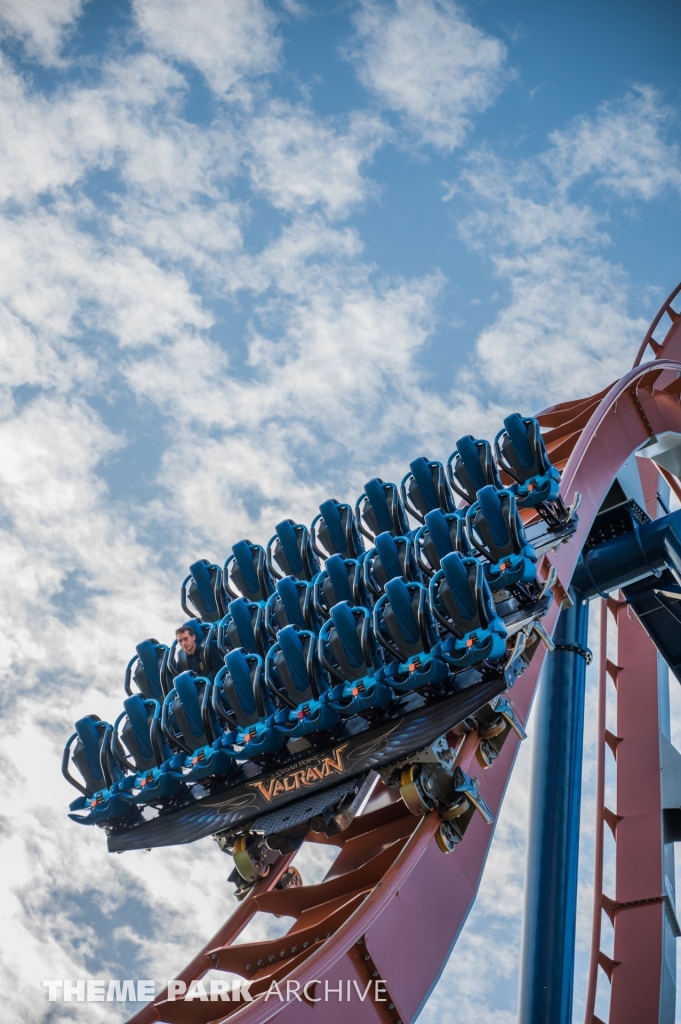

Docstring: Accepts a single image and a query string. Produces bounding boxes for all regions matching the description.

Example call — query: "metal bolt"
[291,946,297,954]
[371,970,378,978]
[363,954,370,961]
[302,941,309,949]
[268,955,274,963]
[245,964,252,972]
[279,950,285,958]
[388,1003,394,1010]
[256,960,263,969]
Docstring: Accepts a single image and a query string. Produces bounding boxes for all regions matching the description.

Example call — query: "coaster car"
[220,540,275,605]
[355,478,410,542]
[414,508,472,578]
[217,598,266,656]
[265,625,338,738]
[317,602,393,715]
[265,576,318,638]
[181,559,224,622]
[429,552,507,667]
[400,457,456,523]
[125,639,168,701]
[311,498,365,559]
[494,414,561,508]
[267,520,320,582]
[363,531,419,599]
[373,577,449,692]
[447,435,502,505]
[465,486,538,590]
[313,554,366,619]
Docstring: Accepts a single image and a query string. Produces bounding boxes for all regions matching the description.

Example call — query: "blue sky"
[1,1,681,1021]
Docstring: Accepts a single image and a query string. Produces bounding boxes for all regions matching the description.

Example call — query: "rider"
[175,623,223,681]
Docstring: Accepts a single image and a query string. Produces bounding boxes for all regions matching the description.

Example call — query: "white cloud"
[547,85,681,201]
[133,0,280,96]
[246,105,388,218]
[0,0,85,65]
[351,0,507,150]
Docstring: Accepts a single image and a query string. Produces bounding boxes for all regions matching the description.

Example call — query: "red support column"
[608,605,666,1023]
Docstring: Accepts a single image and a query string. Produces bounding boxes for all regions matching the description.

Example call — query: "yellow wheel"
[475,740,495,769]
[233,834,270,883]
[440,796,470,820]
[435,822,459,854]
[479,717,506,740]
[399,765,430,815]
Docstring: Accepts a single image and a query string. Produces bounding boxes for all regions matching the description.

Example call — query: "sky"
[0,0,680,1021]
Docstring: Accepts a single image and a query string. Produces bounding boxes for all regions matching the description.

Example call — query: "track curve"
[130,287,681,1024]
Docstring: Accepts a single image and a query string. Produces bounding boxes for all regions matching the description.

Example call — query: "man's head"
[176,627,197,655]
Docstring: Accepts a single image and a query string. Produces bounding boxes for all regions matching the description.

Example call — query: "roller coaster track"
[129,284,681,1024]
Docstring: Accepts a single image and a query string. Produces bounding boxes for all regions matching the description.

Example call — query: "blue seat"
[161,670,243,780]
[265,576,318,638]
[400,457,456,523]
[311,498,365,559]
[373,578,448,691]
[112,696,184,802]
[125,639,167,701]
[63,716,133,825]
[465,486,537,589]
[221,540,275,605]
[363,531,419,599]
[265,626,338,738]
[318,602,392,715]
[414,509,472,577]
[162,671,216,753]
[267,520,320,581]
[429,552,507,667]
[447,435,502,505]
[313,554,365,619]
[212,650,285,760]
[217,598,266,656]
[495,414,561,507]
[355,478,409,542]
[181,559,224,622]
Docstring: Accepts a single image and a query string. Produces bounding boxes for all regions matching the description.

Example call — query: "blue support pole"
[517,588,590,1024]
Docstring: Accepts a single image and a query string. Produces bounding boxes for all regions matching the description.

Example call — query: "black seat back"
[265,577,316,637]
[401,457,456,522]
[364,531,418,597]
[222,540,274,603]
[216,650,270,730]
[218,598,264,656]
[447,436,502,505]
[466,486,526,563]
[314,555,363,618]
[318,602,378,683]
[373,578,435,662]
[267,520,320,581]
[164,672,214,752]
[495,414,552,484]
[311,499,364,559]
[181,559,223,622]
[355,478,409,541]
[415,509,471,576]
[430,552,496,638]
[265,625,324,707]
[116,696,167,772]
[125,639,167,701]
